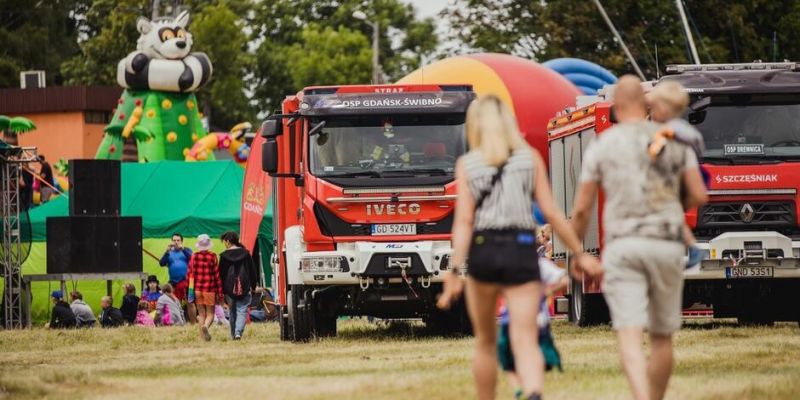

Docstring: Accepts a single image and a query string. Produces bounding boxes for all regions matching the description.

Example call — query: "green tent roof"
[29,161,244,241]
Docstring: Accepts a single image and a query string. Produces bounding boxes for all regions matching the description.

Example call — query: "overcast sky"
[405,0,449,19]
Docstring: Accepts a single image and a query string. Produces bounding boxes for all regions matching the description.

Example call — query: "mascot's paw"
[131,53,150,72]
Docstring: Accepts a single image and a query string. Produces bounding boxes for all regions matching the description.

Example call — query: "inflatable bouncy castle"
[398,53,581,161]
[543,58,617,95]
[96,11,214,162]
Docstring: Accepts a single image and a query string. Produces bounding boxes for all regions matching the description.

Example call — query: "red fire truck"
[548,62,800,326]
[261,84,474,341]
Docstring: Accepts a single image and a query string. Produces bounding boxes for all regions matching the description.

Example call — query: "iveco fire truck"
[548,62,800,326]
[261,84,474,341]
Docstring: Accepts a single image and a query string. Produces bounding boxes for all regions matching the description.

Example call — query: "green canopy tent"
[20,160,273,323]
[30,160,245,240]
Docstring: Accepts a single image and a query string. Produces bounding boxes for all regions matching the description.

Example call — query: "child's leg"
[685,223,704,268]
[506,372,523,399]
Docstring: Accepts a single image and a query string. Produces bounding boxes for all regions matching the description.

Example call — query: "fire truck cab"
[262,84,474,341]
[549,62,800,326]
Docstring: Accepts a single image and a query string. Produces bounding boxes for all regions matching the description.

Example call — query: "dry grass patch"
[0,319,797,399]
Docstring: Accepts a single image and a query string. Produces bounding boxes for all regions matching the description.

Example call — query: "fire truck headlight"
[300,256,349,273]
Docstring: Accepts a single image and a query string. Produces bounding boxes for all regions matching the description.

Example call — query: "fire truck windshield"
[689,94,800,161]
[309,113,466,177]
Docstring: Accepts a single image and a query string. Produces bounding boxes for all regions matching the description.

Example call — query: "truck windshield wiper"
[382,168,450,176]
[322,171,382,178]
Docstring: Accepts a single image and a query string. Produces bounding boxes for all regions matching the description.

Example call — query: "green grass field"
[1,319,798,399]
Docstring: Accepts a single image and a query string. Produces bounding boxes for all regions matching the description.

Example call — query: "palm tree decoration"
[0,115,36,146]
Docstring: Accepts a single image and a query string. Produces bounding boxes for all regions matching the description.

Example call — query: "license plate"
[371,224,416,236]
[725,266,774,278]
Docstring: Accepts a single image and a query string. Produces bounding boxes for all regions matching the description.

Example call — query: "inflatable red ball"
[398,53,581,162]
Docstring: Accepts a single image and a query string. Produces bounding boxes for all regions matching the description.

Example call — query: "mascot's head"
[136,11,193,60]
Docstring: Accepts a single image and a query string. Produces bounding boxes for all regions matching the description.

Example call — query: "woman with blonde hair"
[438,95,601,400]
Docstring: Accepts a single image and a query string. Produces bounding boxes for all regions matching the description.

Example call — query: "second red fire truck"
[549,62,800,326]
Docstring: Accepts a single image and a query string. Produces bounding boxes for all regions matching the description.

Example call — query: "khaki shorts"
[602,237,685,335]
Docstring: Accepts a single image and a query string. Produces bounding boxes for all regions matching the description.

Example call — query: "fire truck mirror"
[262,140,279,174]
[261,120,279,138]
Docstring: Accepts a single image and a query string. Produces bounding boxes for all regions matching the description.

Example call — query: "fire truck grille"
[313,203,452,237]
[695,201,798,239]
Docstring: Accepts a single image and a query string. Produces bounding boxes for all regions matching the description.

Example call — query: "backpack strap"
[474,161,508,210]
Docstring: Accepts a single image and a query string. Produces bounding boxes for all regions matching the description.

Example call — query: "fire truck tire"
[313,313,338,338]
[570,277,610,327]
[279,307,291,341]
[288,285,312,342]
[426,300,472,335]
[737,307,775,326]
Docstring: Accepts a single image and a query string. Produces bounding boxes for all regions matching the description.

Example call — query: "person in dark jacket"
[38,155,55,202]
[218,231,259,340]
[99,296,125,328]
[48,291,77,329]
[120,283,140,324]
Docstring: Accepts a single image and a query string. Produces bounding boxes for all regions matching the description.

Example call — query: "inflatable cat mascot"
[96,11,214,162]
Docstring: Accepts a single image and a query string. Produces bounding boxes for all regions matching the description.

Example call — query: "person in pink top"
[135,300,155,327]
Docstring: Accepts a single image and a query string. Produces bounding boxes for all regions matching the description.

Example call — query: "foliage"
[249,0,438,113]
[443,0,800,79]
[0,0,90,87]
[189,2,254,129]
[60,0,150,86]
[286,25,372,89]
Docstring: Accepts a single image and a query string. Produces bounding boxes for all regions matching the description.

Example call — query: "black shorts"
[467,229,541,285]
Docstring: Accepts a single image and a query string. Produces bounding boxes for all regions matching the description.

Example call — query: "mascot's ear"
[175,10,190,28]
[136,17,152,34]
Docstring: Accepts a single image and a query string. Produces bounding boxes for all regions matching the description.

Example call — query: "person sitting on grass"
[249,287,278,323]
[135,300,155,327]
[48,291,77,329]
[141,275,161,312]
[120,283,140,325]
[155,283,186,326]
[99,296,125,328]
[497,257,569,399]
[69,291,96,328]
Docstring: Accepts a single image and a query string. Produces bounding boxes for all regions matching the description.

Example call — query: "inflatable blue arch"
[543,58,617,95]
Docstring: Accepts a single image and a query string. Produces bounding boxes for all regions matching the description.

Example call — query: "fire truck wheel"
[570,277,610,327]
[737,308,775,327]
[288,285,312,342]
[426,299,472,335]
[279,306,291,342]
[314,312,338,338]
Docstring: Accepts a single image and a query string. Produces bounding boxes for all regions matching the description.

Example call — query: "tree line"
[2,0,800,129]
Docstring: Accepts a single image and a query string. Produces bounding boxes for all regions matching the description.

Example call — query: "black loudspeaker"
[118,217,143,272]
[46,216,142,274]
[69,159,121,216]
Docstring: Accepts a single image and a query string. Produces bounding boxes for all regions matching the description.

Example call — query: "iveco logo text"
[715,174,778,184]
[366,203,421,216]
